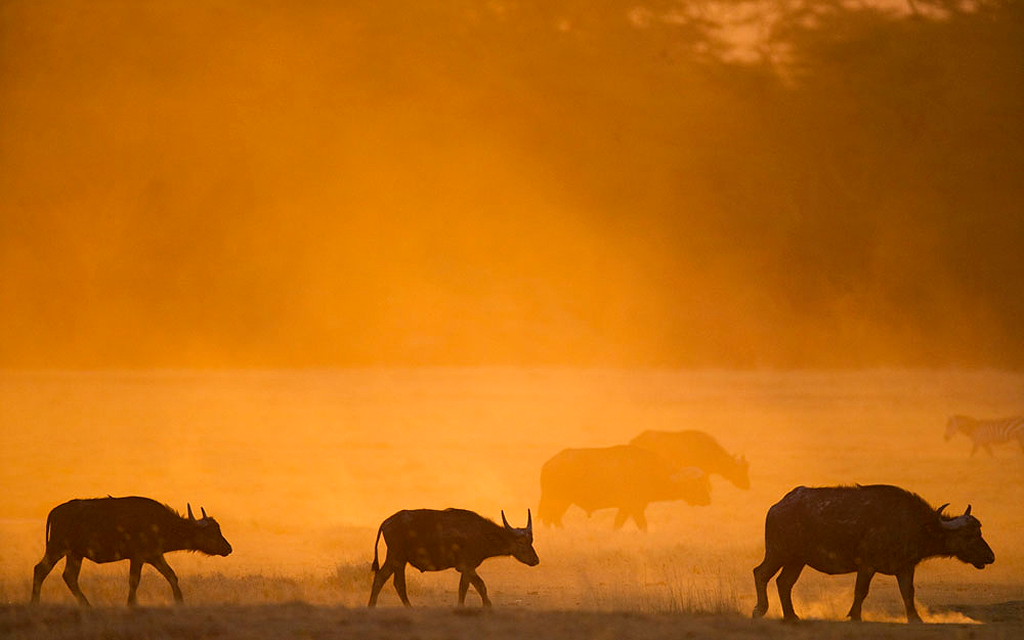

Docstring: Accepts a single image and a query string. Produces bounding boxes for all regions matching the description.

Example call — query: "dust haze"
[2,1,1022,368]
[1,0,1023,633]
[2,369,1022,620]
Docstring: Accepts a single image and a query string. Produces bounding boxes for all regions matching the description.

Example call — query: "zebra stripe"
[945,415,1024,456]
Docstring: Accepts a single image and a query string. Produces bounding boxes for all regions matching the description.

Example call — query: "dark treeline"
[1,0,1021,368]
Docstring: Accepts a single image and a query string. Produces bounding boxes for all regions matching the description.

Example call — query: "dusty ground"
[2,602,1023,640]
[1,368,1022,637]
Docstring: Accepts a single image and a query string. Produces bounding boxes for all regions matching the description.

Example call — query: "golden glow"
[3,369,1023,613]
[1,1,1021,620]
[2,2,1021,368]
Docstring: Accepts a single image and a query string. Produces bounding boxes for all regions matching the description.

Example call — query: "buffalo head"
[187,503,233,557]
[502,510,539,566]
[939,504,995,569]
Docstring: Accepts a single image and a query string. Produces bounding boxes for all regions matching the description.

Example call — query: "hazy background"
[2,368,1022,615]
[3,0,1022,369]
[3,2,1023,622]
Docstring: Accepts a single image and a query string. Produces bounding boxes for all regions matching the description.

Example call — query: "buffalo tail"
[371,524,383,572]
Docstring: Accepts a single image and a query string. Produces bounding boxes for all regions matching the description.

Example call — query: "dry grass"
[2,368,1023,638]
[2,602,1022,640]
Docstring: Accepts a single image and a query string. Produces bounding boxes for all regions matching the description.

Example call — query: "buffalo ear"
[187,503,196,520]
[502,510,511,529]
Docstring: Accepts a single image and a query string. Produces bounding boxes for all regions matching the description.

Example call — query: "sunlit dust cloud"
[2,369,1022,612]
[2,1,1023,369]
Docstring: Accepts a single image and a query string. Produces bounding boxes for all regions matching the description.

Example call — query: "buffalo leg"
[149,555,183,604]
[538,496,569,527]
[847,567,875,621]
[31,550,64,604]
[613,509,629,530]
[751,557,782,618]
[127,558,143,606]
[896,567,922,623]
[465,569,491,607]
[630,507,648,533]
[776,563,804,622]
[392,564,411,607]
[368,564,395,607]
[62,554,90,607]
[458,571,471,605]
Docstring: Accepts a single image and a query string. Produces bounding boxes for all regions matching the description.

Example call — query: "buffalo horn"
[941,510,975,531]
[936,503,950,517]
[502,510,511,529]
[526,508,533,532]
[187,503,195,520]
[201,506,208,519]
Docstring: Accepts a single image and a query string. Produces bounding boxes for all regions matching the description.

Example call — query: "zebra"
[945,415,1024,456]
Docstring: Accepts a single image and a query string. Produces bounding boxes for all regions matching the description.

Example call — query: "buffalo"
[538,444,710,531]
[368,508,539,607]
[630,429,750,489]
[31,496,232,606]
[752,484,995,623]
